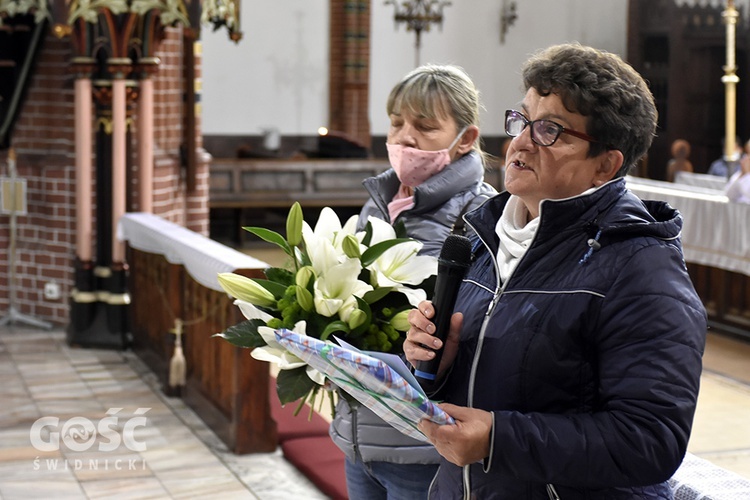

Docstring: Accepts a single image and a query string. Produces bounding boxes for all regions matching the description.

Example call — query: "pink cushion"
[281,436,348,500]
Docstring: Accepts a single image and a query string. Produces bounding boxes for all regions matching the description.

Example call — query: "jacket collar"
[363,151,485,214]
[465,178,683,257]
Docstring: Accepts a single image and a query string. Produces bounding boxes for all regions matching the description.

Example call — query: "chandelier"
[385,0,451,67]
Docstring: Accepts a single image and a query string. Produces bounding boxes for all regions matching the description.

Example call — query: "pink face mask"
[386,127,468,187]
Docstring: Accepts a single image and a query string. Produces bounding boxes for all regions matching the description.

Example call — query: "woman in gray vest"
[329,64,496,499]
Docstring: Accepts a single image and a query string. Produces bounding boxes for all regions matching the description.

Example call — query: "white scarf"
[495,195,540,284]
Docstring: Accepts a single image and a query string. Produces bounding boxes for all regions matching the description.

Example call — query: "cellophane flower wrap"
[215,202,437,416]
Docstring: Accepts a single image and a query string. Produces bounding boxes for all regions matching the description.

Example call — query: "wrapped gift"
[275,329,454,442]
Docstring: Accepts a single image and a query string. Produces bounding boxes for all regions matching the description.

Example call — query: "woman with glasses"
[405,43,706,499]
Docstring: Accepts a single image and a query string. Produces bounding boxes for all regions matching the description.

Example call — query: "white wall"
[200,0,330,136]
[201,0,627,139]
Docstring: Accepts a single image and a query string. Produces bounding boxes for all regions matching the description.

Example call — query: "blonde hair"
[386,64,486,162]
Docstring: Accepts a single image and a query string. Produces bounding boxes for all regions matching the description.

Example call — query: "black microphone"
[414,234,473,385]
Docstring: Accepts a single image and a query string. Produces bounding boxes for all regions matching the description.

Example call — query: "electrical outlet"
[44,282,61,300]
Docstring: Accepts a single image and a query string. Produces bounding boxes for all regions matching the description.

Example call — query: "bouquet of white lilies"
[215,202,437,413]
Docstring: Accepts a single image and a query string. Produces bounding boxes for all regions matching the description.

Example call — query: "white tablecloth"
[117,212,268,292]
[626,177,750,277]
[674,171,728,191]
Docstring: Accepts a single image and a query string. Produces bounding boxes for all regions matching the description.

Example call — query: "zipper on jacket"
[461,216,542,499]
[546,483,561,499]
[461,222,503,500]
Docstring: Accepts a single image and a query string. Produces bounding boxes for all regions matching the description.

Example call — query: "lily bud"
[342,234,361,259]
[217,273,276,308]
[347,309,367,330]
[390,309,411,331]
[286,202,303,247]
[296,285,314,312]
[295,265,315,289]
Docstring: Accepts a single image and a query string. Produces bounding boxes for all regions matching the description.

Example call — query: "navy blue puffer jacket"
[429,178,707,499]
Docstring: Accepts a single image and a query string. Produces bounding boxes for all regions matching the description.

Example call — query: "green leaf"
[393,219,408,239]
[265,267,295,287]
[243,227,292,255]
[362,220,373,247]
[362,287,393,304]
[360,238,414,267]
[320,320,350,341]
[212,319,267,348]
[286,202,303,247]
[276,367,317,405]
[253,279,288,300]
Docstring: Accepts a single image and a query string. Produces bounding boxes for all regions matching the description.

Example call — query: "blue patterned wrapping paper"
[275,329,455,442]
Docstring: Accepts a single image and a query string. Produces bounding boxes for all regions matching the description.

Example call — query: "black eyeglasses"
[505,109,600,147]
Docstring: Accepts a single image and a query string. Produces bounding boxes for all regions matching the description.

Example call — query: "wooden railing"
[209,158,391,209]
[689,263,750,339]
[120,212,277,454]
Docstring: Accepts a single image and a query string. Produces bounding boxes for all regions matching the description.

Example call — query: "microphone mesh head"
[439,234,472,265]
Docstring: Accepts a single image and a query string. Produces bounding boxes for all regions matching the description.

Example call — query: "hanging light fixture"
[385,0,451,67]
[499,0,517,44]
[201,0,242,41]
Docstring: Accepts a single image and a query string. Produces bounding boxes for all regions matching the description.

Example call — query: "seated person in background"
[708,136,742,178]
[666,138,694,182]
[725,152,750,203]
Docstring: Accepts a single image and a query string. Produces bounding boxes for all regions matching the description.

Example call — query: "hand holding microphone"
[414,234,473,385]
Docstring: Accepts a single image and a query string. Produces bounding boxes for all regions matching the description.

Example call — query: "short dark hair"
[522,43,657,177]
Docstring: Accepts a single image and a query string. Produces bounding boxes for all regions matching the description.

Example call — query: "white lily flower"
[396,286,428,307]
[311,207,342,241]
[303,215,346,274]
[341,214,360,238]
[234,299,273,322]
[253,322,326,386]
[251,322,307,369]
[368,240,437,307]
[305,233,342,277]
[370,240,438,287]
[367,216,398,245]
[313,258,372,317]
[306,366,326,385]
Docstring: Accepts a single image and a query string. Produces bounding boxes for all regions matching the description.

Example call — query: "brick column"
[329,0,371,149]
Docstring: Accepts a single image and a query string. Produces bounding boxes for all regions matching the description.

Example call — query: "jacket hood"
[466,178,683,263]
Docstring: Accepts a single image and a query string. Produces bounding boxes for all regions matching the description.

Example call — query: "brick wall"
[0,35,76,324]
[0,25,210,326]
[329,0,371,148]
